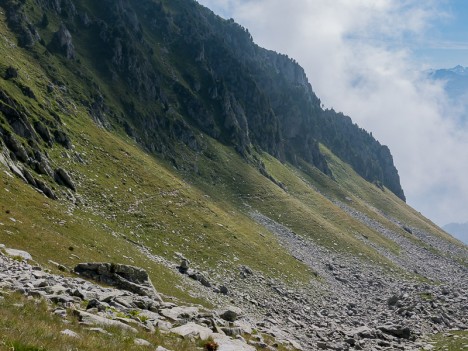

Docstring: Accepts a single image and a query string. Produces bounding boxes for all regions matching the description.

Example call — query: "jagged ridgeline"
[0,0,404,200]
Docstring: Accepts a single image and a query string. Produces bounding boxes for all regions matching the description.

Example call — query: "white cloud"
[197,0,468,226]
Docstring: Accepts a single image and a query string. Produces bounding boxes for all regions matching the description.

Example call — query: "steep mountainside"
[0,0,466,350]
[0,0,405,200]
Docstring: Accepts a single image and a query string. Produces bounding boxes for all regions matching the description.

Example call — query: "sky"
[196,0,468,229]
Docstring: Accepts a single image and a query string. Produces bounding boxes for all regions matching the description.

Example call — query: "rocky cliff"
[0,0,404,200]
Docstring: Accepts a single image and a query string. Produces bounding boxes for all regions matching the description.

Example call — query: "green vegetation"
[0,292,198,351]
[425,331,468,351]
[0,292,299,351]
[419,292,434,301]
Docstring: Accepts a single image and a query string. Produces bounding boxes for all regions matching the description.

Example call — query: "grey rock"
[220,306,243,322]
[88,327,112,335]
[4,248,32,261]
[48,294,75,305]
[23,169,37,187]
[212,334,256,351]
[221,327,243,336]
[33,121,53,145]
[3,134,28,162]
[134,338,152,346]
[378,324,412,339]
[179,259,190,273]
[157,320,173,331]
[35,179,57,199]
[61,329,80,338]
[191,272,211,287]
[155,347,171,351]
[73,310,138,333]
[51,24,75,59]
[387,295,399,306]
[54,168,76,191]
[219,285,229,295]
[74,263,161,301]
[240,265,253,278]
[170,322,214,340]
[53,309,68,318]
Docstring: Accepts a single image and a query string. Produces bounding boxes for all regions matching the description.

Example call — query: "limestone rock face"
[51,24,76,59]
[73,310,138,333]
[4,248,32,261]
[170,322,214,340]
[54,168,76,191]
[74,263,162,301]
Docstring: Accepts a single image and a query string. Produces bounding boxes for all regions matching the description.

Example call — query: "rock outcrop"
[50,24,76,59]
[74,262,162,301]
[0,248,264,351]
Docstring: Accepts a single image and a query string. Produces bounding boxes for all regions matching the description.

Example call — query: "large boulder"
[220,306,243,322]
[74,263,162,301]
[212,334,256,351]
[50,24,76,59]
[4,248,32,261]
[378,324,412,339]
[159,306,199,322]
[73,310,137,333]
[170,323,214,340]
[54,168,76,191]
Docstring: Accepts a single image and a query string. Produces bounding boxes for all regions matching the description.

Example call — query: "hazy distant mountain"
[428,65,468,99]
[430,66,468,245]
[443,223,468,244]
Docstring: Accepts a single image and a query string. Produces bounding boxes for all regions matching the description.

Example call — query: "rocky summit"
[0,0,467,350]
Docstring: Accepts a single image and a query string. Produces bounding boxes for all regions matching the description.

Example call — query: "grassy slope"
[0,291,294,351]
[0,292,200,351]
[0,3,465,303]
[427,331,468,351]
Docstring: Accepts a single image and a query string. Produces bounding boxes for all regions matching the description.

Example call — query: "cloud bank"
[197,0,468,226]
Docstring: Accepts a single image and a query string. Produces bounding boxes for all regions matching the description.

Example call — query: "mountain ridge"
[0,0,405,200]
[428,64,468,100]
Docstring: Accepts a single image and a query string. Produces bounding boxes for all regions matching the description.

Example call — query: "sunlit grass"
[426,330,468,351]
[0,292,197,351]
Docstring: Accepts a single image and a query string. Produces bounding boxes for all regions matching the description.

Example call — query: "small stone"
[54,168,76,191]
[155,347,171,351]
[53,309,68,318]
[88,327,112,335]
[134,338,152,346]
[61,329,80,338]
